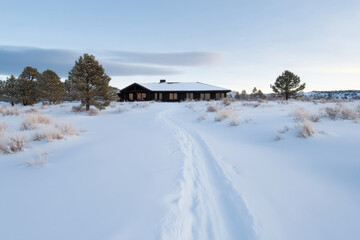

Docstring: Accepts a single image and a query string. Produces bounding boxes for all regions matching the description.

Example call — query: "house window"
[159,93,162,100]
[137,93,146,101]
[154,93,158,100]
[129,93,133,101]
[169,93,178,100]
[205,93,210,100]
[216,93,221,100]
[200,93,205,100]
[186,93,193,100]
[221,93,225,99]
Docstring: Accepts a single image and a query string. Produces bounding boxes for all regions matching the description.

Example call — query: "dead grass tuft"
[0,105,20,116]
[72,105,85,113]
[0,122,7,134]
[88,108,99,116]
[297,120,315,138]
[0,134,27,154]
[21,113,53,130]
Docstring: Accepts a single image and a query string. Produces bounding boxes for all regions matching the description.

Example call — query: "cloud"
[105,51,225,66]
[0,46,223,78]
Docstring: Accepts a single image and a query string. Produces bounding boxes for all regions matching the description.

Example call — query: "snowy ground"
[1,100,360,240]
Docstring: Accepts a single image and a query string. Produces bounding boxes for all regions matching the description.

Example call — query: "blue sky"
[1,0,359,92]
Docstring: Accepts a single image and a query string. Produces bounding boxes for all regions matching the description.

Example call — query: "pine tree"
[257,89,266,99]
[68,54,111,111]
[3,75,19,106]
[18,66,40,105]
[250,87,258,99]
[271,70,305,100]
[38,70,64,104]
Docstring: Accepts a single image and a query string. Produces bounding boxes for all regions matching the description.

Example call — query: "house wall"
[118,83,230,102]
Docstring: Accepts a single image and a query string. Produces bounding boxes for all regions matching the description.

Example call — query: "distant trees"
[0,54,117,108]
[271,70,305,100]
[68,54,111,111]
[38,70,64,104]
[18,67,40,105]
[3,75,19,106]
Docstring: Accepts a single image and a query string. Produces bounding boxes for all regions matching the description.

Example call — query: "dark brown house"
[117,80,231,102]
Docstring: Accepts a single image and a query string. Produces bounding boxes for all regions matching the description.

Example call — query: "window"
[205,93,210,100]
[129,93,133,101]
[200,93,205,100]
[137,93,146,101]
[216,93,221,100]
[221,93,225,99]
[154,93,158,100]
[159,93,162,100]
[169,93,178,100]
[186,92,193,100]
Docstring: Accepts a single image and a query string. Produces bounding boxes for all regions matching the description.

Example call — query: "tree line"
[0,54,118,110]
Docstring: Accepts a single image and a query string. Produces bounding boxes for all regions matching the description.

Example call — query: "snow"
[1,100,360,240]
[136,82,231,91]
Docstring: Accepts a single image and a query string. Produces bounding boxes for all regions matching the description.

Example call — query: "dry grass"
[33,123,78,142]
[293,107,320,122]
[0,134,27,154]
[229,112,240,126]
[0,122,7,135]
[88,108,99,116]
[297,120,315,138]
[132,103,150,109]
[324,104,358,120]
[21,113,53,130]
[25,152,48,167]
[0,105,20,116]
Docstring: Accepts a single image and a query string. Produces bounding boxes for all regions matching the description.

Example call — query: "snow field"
[1,99,360,240]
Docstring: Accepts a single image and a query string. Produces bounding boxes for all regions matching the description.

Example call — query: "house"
[117,80,231,102]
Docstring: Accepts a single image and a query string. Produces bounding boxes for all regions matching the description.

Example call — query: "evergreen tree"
[18,66,40,105]
[0,80,5,101]
[38,70,64,104]
[68,54,111,110]
[257,89,266,99]
[271,70,305,100]
[3,75,19,106]
[250,87,258,99]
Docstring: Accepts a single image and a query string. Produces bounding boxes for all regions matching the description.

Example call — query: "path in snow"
[159,109,256,240]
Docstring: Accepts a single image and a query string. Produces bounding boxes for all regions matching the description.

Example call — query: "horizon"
[1,0,359,93]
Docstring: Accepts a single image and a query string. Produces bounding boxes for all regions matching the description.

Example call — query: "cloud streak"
[0,46,223,77]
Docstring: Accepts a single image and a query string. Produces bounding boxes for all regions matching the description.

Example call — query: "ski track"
[159,109,256,240]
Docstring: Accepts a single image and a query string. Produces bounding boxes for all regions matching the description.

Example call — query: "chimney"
[160,79,166,83]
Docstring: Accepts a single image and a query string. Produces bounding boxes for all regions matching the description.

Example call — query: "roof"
[134,82,231,92]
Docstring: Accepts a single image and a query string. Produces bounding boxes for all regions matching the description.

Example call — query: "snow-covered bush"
[0,134,27,154]
[293,107,320,122]
[222,98,231,106]
[215,109,230,122]
[116,107,128,113]
[297,120,314,138]
[278,126,290,134]
[339,105,358,120]
[229,112,240,126]
[275,135,283,141]
[324,106,340,120]
[0,106,20,116]
[206,103,217,112]
[21,113,53,130]
[197,113,207,122]
[25,108,38,113]
[88,108,99,116]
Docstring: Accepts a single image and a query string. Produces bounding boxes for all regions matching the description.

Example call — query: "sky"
[1,0,360,92]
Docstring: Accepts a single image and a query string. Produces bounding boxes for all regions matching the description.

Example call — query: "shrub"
[339,105,358,120]
[275,135,283,141]
[88,108,99,116]
[206,103,217,112]
[72,105,85,113]
[197,113,207,122]
[58,123,79,136]
[215,110,230,122]
[21,113,53,130]
[222,98,231,106]
[229,112,240,126]
[0,106,20,116]
[25,152,48,167]
[324,106,340,120]
[0,134,27,154]
[297,120,314,138]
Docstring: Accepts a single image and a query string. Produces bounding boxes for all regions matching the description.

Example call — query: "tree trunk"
[86,98,90,111]
[11,101,14,106]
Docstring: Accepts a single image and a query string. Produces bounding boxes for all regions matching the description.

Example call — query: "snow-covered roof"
[135,82,230,92]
